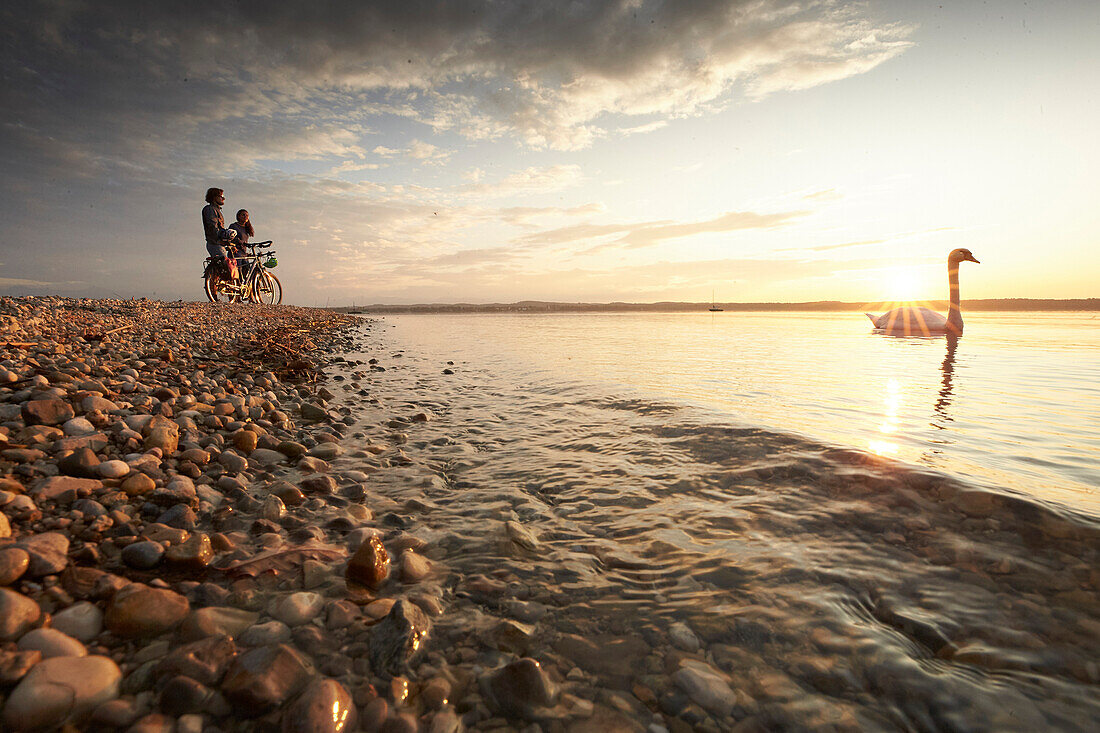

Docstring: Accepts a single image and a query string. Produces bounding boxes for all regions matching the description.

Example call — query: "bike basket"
[264,256,278,268]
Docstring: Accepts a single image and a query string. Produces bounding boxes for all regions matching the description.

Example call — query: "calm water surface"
[383,311,1100,514]
[342,311,1100,731]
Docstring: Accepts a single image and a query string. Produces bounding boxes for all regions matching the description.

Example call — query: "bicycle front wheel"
[250,270,282,304]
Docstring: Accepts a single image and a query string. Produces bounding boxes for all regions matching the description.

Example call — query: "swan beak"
[966,254,980,263]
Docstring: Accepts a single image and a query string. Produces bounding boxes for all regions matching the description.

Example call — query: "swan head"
[949,248,980,265]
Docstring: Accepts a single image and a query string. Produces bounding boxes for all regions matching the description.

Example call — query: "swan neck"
[947,263,963,331]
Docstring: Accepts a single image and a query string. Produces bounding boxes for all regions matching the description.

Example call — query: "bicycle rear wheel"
[205,269,240,303]
[250,270,282,304]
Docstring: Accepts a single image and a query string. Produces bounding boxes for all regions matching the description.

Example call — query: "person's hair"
[236,209,255,238]
[205,187,224,204]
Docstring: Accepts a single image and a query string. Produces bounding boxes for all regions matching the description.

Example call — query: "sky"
[1,0,1097,306]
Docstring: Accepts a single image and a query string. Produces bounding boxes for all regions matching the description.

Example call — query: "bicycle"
[202,240,283,304]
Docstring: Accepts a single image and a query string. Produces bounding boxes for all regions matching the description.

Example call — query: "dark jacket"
[202,204,234,246]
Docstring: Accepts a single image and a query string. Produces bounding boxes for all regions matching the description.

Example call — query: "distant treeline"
[340,298,1100,314]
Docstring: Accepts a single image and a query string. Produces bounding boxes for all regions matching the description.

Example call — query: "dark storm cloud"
[1,0,911,172]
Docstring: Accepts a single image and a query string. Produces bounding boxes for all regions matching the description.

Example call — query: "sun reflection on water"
[870,377,902,456]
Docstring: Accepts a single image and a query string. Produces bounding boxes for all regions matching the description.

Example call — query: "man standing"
[202,187,238,263]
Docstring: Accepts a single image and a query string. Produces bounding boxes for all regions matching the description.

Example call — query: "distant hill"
[337,298,1100,314]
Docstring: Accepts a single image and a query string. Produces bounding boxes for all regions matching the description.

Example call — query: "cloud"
[516,209,808,251]
[499,203,606,225]
[460,165,584,197]
[0,1,913,171]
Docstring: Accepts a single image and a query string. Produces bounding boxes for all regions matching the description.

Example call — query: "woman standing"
[228,209,254,278]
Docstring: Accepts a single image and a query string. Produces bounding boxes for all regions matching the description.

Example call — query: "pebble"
[122,541,165,569]
[283,678,358,733]
[105,584,190,638]
[346,535,390,588]
[17,531,70,576]
[158,634,238,686]
[669,622,701,652]
[0,547,30,585]
[51,601,104,642]
[0,649,42,686]
[121,472,156,496]
[672,661,737,716]
[97,459,131,478]
[0,588,42,641]
[221,643,314,715]
[240,620,292,646]
[368,600,432,676]
[164,532,214,570]
[1,655,122,730]
[17,628,87,658]
[484,657,558,718]
[272,591,325,626]
[400,550,431,582]
[179,606,258,641]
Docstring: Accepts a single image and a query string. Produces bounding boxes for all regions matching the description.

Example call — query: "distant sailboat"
[708,290,723,312]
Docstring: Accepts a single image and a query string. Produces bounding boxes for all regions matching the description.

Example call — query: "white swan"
[865,248,980,335]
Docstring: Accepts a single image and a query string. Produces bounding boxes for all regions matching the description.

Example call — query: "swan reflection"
[934,334,959,424]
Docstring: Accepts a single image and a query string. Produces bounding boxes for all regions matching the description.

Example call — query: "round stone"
[1,655,121,730]
[105,584,189,638]
[96,460,130,478]
[271,592,324,627]
[0,548,30,586]
[17,628,87,659]
[121,541,164,570]
[51,602,104,643]
[0,588,41,641]
[121,472,156,496]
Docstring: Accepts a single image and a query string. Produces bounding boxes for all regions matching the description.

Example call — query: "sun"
[886,270,922,302]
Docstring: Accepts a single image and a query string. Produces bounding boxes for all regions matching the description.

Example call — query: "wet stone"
[165,532,214,570]
[672,661,737,717]
[105,584,190,638]
[180,606,259,641]
[220,643,314,716]
[368,600,432,677]
[346,535,390,589]
[240,620,292,647]
[272,591,325,626]
[283,678,358,733]
[300,473,337,494]
[250,447,287,465]
[159,634,238,686]
[1,655,122,731]
[484,657,559,719]
[160,674,214,716]
[400,550,431,582]
[0,589,41,642]
[90,699,141,729]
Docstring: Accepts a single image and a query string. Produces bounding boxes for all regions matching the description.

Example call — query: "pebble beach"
[2,296,1099,733]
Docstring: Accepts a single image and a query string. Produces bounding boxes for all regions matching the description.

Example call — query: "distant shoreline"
[339,298,1100,314]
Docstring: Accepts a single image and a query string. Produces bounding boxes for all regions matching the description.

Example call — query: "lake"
[340,310,1100,730]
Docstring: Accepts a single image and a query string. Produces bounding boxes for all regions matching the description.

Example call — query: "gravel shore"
[0,297,477,732]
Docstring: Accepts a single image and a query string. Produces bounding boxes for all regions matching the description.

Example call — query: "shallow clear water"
[379,311,1100,515]
[340,311,1100,731]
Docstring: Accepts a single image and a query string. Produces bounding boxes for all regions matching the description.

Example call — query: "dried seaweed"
[218,542,345,579]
